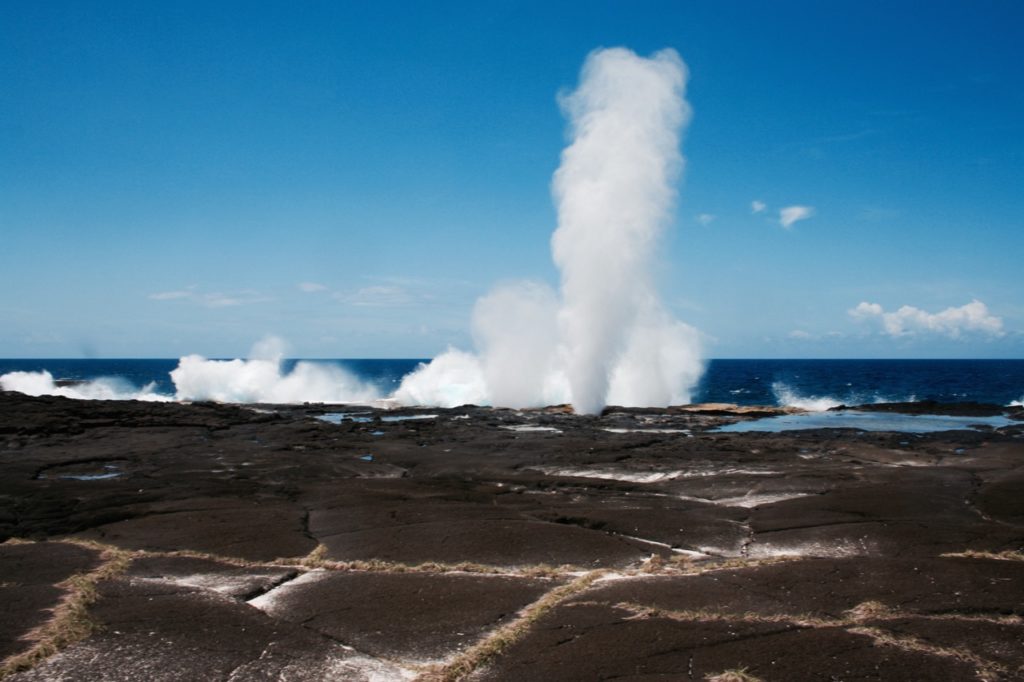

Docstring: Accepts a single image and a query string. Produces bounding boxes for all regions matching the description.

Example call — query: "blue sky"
[2,0,1021,359]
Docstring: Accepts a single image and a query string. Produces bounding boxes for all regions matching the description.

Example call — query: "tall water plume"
[396,47,702,413]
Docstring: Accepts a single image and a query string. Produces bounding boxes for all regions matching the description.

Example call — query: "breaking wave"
[0,370,172,402]
[770,382,918,412]
[770,382,842,411]
[1,338,381,405]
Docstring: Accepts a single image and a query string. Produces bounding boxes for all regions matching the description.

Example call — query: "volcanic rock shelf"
[1,392,1023,680]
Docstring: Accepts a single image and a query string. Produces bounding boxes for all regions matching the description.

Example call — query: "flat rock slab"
[0,541,102,660]
[6,577,415,682]
[250,570,559,660]
[475,602,982,681]
[2,393,1023,680]
[72,497,317,561]
[577,557,1024,619]
[125,555,298,600]
[316,517,650,568]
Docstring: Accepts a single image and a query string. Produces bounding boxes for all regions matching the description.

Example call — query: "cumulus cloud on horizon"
[849,299,1004,338]
[779,205,814,228]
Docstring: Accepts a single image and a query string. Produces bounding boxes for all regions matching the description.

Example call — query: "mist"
[396,47,702,414]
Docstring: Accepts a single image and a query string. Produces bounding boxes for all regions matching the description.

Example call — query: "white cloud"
[148,290,193,301]
[751,200,766,214]
[779,205,814,229]
[849,299,1004,338]
[298,282,328,293]
[337,285,415,307]
[696,213,715,226]
[147,287,271,308]
[788,329,811,339]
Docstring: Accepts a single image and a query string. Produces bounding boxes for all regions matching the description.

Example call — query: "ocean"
[1,358,1022,408]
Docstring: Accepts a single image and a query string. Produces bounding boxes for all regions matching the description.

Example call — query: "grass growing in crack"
[292,543,571,578]
[705,668,763,682]
[614,601,833,629]
[845,600,896,622]
[611,599,1013,681]
[848,626,1005,682]
[0,544,133,679]
[416,570,606,682]
[941,550,1024,562]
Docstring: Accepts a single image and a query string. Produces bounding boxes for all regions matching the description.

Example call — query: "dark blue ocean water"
[1,358,1022,407]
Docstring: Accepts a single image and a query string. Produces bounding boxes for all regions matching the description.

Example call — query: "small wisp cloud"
[779,205,814,229]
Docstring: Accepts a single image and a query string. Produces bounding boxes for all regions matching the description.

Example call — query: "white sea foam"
[395,47,702,414]
[771,382,842,411]
[391,348,487,407]
[170,337,379,404]
[1011,396,1023,407]
[0,370,172,402]
[2,337,386,405]
[771,381,923,412]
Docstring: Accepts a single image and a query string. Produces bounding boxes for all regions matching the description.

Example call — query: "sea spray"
[396,47,702,413]
[0,370,172,402]
[551,47,696,414]
[170,337,380,404]
[770,382,842,412]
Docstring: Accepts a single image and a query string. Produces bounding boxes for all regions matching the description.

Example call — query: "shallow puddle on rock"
[37,462,125,481]
[715,411,1015,434]
[678,492,813,508]
[602,427,692,436]
[318,413,374,424]
[501,425,563,433]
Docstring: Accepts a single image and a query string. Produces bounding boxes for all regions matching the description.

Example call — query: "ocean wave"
[770,382,843,411]
[1,338,384,406]
[1011,396,1024,407]
[170,354,381,404]
[770,381,924,412]
[0,370,173,402]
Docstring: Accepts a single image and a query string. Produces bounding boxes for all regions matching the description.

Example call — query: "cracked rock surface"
[1,391,1023,680]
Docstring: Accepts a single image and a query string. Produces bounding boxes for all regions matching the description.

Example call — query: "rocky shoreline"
[1,391,1022,680]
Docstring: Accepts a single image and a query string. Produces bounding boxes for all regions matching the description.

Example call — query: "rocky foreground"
[1,392,1023,681]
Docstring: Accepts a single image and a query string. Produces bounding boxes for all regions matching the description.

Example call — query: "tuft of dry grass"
[849,626,1005,682]
[705,668,763,682]
[0,538,34,546]
[845,600,896,622]
[416,570,605,682]
[288,544,572,579]
[672,554,803,576]
[941,550,1024,562]
[0,544,133,679]
[613,601,834,629]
